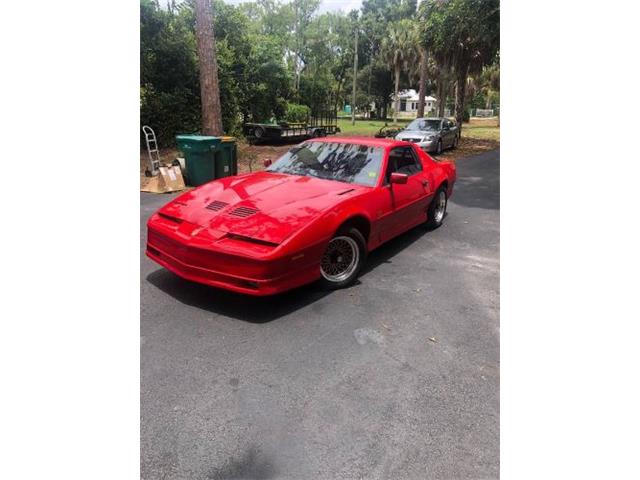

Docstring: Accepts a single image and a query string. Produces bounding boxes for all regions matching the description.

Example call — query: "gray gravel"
[141,149,500,479]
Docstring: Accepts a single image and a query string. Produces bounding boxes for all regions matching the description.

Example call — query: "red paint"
[146,137,456,295]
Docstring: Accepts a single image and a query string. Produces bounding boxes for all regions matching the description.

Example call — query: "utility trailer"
[243,108,340,144]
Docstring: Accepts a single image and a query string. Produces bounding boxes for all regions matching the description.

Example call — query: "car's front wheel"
[436,139,443,154]
[319,228,366,289]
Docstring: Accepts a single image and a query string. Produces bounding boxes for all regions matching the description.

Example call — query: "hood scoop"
[228,206,259,218]
[205,200,228,212]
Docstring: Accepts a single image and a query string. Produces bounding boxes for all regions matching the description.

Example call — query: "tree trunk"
[417,48,427,118]
[454,63,469,134]
[195,0,223,136]
[437,79,446,117]
[454,81,458,114]
[351,29,358,126]
[393,65,400,124]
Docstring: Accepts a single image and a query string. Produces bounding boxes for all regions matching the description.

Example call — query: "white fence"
[473,108,494,117]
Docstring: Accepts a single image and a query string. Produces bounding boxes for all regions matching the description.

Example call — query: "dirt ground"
[140,128,499,189]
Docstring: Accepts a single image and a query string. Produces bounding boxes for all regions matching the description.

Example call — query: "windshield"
[406,119,442,131]
[266,141,384,187]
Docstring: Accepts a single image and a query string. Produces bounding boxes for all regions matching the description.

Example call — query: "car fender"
[279,192,375,257]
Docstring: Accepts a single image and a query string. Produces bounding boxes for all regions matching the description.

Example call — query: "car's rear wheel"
[426,186,448,229]
[319,228,366,289]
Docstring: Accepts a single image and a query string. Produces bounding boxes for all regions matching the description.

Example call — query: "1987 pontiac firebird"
[146,137,456,296]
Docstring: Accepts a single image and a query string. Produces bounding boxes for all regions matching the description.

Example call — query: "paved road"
[141,149,499,480]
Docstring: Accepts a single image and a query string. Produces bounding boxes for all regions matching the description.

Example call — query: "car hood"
[396,130,438,140]
[158,171,364,245]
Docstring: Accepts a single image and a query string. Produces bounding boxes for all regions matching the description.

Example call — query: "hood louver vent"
[229,206,259,218]
[205,200,228,212]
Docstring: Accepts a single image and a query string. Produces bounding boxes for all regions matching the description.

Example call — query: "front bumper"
[146,228,323,296]
[416,140,437,152]
[399,138,437,152]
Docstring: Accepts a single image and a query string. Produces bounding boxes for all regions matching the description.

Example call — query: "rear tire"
[319,228,366,290]
[426,186,448,229]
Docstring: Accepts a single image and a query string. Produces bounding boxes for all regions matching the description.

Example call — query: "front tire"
[436,139,443,154]
[426,187,448,229]
[319,228,366,290]
[452,135,458,149]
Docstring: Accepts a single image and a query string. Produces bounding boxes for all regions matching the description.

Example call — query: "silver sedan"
[395,117,459,154]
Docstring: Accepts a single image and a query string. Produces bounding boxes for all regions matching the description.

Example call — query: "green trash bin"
[215,136,238,178]
[175,135,221,186]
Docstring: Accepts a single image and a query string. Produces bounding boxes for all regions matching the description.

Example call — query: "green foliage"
[140,0,498,145]
[140,0,200,146]
[284,103,311,123]
[420,0,499,74]
[419,0,499,126]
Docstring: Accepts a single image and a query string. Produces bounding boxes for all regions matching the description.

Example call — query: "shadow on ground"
[207,446,277,480]
[146,222,430,323]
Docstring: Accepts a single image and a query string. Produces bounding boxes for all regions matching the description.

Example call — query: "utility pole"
[351,27,358,126]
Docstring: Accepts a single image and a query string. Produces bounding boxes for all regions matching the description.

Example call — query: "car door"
[449,119,459,146]
[440,120,452,147]
[451,120,459,142]
[377,146,432,241]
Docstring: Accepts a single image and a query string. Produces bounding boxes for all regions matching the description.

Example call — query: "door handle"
[421,180,429,187]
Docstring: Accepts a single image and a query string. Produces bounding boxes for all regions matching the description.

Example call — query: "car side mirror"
[390,172,408,185]
[263,159,272,167]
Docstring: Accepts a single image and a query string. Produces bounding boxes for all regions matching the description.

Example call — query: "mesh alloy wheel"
[434,190,447,224]
[426,186,448,229]
[320,236,360,283]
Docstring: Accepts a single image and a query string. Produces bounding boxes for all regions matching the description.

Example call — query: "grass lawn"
[336,118,410,136]
[337,117,499,141]
[463,117,500,141]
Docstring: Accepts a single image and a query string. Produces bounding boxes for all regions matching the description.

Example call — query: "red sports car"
[146,137,456,296]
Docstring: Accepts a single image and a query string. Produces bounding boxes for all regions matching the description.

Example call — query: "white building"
[392,89,437,118]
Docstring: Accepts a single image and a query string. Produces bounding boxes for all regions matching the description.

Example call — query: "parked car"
[395,117,459,154]
[146,137,456,296]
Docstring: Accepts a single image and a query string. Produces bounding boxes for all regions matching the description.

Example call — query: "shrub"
[284,103,311,123]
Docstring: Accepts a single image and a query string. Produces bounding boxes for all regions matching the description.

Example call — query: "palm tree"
[382,20,418,124]
[479,61,500,109]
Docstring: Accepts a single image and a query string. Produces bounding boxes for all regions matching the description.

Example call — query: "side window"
[385,148,401,182]
[407,147,423,173]
[386,147,422,180]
